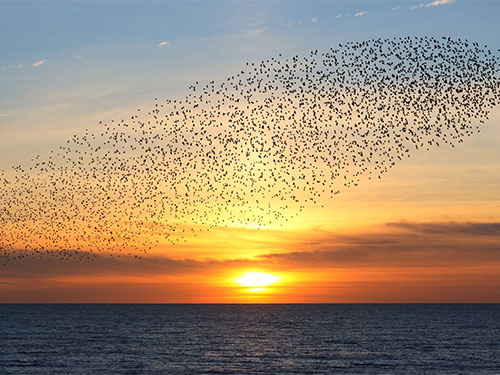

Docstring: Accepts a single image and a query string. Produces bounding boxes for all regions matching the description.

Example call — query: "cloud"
[157,41,171,48]
[73,55,83,59]
[283,20,303,27]
[2,221,500,302]
[256,221,500,269]
[336,13,353,19]
[134,45,144,50]
[2,216,500,304]
[311,17,318,23]
[355,11,369,17]
[15,64,24,69]
[411,0,455,10]
[2,221,500,278]
[392,5,401,11]
[387,221,500,236]
[248,26,268,34]
[32,60,47,67]
[0,113,13,117]
[0,251,206,279]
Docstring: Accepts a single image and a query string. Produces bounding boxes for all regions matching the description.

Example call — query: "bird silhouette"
[1,36,499,264]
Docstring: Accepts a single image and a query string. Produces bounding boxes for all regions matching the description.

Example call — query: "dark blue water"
[0,304,499,374]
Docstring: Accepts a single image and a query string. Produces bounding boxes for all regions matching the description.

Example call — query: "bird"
[1,36,499,264]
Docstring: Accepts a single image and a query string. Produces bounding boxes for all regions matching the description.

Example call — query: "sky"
[1,0,500,303]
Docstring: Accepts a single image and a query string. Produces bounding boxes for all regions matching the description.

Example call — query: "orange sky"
[2,205,500,302]
[1,1,500,302]
[1,108,500,303]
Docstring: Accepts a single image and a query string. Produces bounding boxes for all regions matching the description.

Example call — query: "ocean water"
[0,304,499,374]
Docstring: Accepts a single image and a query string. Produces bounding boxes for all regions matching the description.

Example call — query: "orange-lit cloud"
[32,60,47,67]
[1,221,499,303]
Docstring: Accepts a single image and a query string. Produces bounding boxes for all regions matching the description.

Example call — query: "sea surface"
[0,304,499,374]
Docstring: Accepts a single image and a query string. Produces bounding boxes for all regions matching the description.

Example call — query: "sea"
[0,304,499,374]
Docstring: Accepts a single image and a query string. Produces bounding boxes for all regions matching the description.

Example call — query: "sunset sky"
[1,0,499,303]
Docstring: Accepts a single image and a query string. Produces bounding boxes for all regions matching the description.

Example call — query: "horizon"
[2,302,500,305]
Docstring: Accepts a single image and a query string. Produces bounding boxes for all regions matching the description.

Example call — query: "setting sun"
[235,272,280,287]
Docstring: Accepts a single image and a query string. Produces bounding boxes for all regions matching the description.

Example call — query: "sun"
[235,272,280,287]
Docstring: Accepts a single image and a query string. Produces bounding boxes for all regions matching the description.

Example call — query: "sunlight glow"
[235,272,280,287]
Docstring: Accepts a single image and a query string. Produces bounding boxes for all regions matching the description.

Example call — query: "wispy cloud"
[411,0,455,10]
[248,26,268,35]
[3,221,499,276]
[32,60,47,67]
[256,221,500,269]
[388,221,500,236]
[1,64,25,71]
[311,17,318,23]
[283,20,303,27]
[392,5,401,11]
[2,221,499,302]
[355,11,369,17]
[1,251,205,278]
[0,113,13,117]
[157,41,171,48]
[134,45,144,50]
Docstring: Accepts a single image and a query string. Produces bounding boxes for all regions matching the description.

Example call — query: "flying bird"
[1,36,499,264]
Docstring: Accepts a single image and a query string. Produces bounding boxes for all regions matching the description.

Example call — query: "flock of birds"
[1,36,499,264]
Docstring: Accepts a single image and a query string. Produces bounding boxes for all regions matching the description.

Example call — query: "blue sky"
[1,0,499,165]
